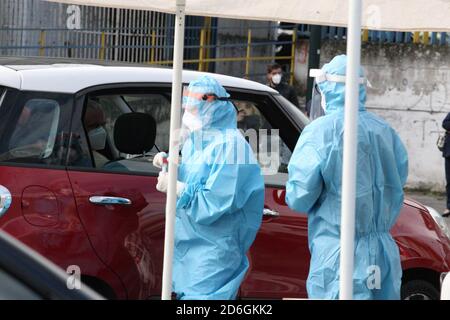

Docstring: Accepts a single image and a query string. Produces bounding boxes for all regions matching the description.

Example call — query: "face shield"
[181,87,238,134]
[309,81,326,121]
[182,87,208,132]
[308,68,367,121]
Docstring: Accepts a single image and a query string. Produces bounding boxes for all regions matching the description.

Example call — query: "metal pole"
[339,0,362,300]
[99,32,106,60]
[362,29,369,42]
[150,30,156,64]
[306,25,322,102]
[289,25,297,85]
[161,0,185,300]
[39,30,46,56]
[423,31,430,45]
[413,31,420,43]
[245,29,252,78]
[114,9,120,61]
[199,28,206,71]
[204,17,212,71]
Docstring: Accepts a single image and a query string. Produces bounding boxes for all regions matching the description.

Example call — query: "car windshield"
[273,94,310,130]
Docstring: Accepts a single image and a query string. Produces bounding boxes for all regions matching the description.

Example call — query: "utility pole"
[306,25,322,102]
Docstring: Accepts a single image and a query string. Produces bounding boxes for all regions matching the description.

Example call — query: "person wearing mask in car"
[286,55,408,299]
[236,101,262,131]
[266,63,301,111]
[153,75,265,300]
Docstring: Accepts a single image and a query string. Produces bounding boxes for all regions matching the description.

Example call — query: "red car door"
[0,90,77,244]
[240,180,310,299]
[230,92,309,299]
[0,89,82,254]
[67,87,172,299]
[0,87,138,299]
[67,171,165,299]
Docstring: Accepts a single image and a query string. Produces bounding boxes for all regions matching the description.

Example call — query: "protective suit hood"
[317,54,367,115]
[183,75,237,131]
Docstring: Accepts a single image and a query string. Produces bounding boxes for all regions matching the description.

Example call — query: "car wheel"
[401,280,439,300]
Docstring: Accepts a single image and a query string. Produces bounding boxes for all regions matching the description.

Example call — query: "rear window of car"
[0,87,6,108]
[6,99,60,160]
[0,90,73,167]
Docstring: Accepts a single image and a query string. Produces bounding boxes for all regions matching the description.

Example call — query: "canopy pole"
[161,0,186,300]
[339,0,362,300]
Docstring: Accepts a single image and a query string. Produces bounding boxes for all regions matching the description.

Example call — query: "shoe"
[443,209,450,218]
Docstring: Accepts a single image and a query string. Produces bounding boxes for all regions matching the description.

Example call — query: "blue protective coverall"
[286,55,408,299]
[173,75,265,300]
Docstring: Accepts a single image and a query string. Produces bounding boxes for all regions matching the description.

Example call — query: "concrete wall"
[321,40,450,191]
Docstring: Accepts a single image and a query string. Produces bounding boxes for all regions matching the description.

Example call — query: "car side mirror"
[114,112,156,155]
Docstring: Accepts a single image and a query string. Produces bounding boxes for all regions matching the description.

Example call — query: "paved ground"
[405,190,450,228]
[405,190,447,213]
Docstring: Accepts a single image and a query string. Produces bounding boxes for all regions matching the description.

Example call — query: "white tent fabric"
[45,0,450,31]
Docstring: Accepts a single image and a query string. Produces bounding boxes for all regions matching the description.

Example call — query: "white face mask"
[88,126,107,151]
[182,111,203,132]
[272,74,282,85]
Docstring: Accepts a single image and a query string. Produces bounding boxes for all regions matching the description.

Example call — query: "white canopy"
[45,0,450,31]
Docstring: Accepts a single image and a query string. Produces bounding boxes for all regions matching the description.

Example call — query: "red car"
[0,57,449,300]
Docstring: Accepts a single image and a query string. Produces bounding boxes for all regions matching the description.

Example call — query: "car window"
[227,90,302,187]
[74,89,170,175]
[83,96,127,168]
[0,90,73,166]
[0,87,6,109]
[0,268,41,300]
[274,94,310,129]
[234,99,292,175]
[8,99,60,159]
[71,87,299,182]
[123,94,171,152]
[226,91,302,187]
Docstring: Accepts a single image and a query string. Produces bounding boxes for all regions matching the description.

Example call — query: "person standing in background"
[266,63,302,111]
[442,113,450,217]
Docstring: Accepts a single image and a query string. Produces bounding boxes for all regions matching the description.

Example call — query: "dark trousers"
[446,157,450,209]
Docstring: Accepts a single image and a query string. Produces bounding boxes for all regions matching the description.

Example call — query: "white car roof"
[0,61,277,94]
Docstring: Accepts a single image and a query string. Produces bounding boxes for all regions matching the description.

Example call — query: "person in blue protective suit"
[153,75,265,300]
[286,55,408,300]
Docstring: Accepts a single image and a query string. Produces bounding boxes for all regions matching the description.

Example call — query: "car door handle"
[263,208,280,217]
[89,196,132,206]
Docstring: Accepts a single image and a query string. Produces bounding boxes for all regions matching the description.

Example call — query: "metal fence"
[0,24,293,83]
[2,2,445,88]
[297,24,449,45]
